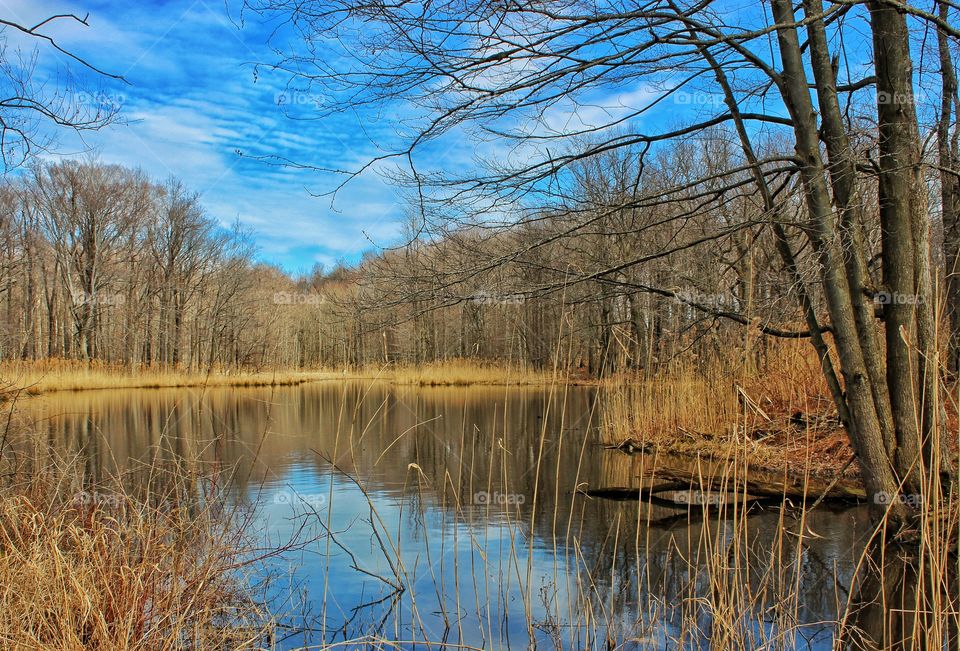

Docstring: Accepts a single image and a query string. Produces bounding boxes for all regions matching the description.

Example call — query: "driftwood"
[602,438,654,454]
[581,465,866,509]
[665,466,863,502]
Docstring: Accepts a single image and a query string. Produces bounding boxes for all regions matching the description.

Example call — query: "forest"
[5,123,954,380]
[0,143,801,373]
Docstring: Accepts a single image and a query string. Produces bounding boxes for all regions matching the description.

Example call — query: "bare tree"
[32,161,148,358]
[148,179,221,366]
[0,13,122,170]
[248,0,959,521]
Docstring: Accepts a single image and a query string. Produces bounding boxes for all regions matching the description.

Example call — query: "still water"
[20,382,876,649]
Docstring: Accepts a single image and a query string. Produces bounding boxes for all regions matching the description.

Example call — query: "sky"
[0,0,721,275]
[0,0,439,273]
[0,0,848,274]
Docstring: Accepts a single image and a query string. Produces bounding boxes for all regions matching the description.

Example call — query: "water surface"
[21,382,876,649]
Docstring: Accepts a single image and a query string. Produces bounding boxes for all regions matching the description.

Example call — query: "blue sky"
[0,0,717,274]
[0,0,440,273]
[2,0,895,274]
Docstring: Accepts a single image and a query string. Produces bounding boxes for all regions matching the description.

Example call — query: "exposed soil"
[611,402,959,496]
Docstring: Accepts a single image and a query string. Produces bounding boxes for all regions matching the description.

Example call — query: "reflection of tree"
[842,543,959,650]
[22,384,898,645]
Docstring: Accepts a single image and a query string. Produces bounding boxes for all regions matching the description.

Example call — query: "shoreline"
[601,436,865,500]
[11,358,946,495]
[0,360,574,396]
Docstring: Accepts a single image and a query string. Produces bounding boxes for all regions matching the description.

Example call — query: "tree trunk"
[869,0,938,491]
[771,0,907,521]
[937,0,960,382]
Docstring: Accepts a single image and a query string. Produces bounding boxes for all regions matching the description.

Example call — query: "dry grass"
[0,358,565,397]
[0,433,272,650]
[371,359,561,386]
[600,340,852,477]
[0,358,343,396]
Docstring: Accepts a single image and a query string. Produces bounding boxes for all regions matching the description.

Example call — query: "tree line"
[0,159,636,371]
[0,151,787,375]
[0,132,951,390]
[0,161,275,368]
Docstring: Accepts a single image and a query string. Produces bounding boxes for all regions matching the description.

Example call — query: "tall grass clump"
[367,358,561,386]
[0,422,274,650]
[597,340,855,476]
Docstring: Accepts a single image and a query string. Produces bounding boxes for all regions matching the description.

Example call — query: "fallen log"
[580,466,866,508]
[580,485,791,509]
[653,466,866,503]
[582,481,690,508]
[601,438,654,454]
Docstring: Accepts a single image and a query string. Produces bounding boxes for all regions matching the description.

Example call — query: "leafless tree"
[0,12,122,171]
[248,0,959,522]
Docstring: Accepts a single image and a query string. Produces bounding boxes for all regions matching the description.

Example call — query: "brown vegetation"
[600,341,861,477]
[0,358,333,395]
[0,358,563,396]
[0,441,273,650]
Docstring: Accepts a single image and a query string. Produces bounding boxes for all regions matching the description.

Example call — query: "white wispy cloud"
[2,0,414,270]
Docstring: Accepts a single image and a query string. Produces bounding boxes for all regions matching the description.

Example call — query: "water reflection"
[20,382,884,649]
[843,542,959,650]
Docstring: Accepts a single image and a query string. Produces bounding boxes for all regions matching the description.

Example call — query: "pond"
[20,382,881,650]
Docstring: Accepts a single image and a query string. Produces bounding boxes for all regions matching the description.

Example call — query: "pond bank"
[0,359,569,396]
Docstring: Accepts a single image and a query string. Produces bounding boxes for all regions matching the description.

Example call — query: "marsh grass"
[602,339,834,437]
[375,359,560,386]
[0,358,562,398]
[0,358,333,396]
[0,423,277,650]
[598,340,859,478]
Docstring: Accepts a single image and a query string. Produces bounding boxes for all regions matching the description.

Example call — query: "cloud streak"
[3,0,412,271]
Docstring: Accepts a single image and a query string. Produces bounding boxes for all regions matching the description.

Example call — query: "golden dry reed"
[0,428,274,650]
[0,358,332,396]
[0,357,563,397]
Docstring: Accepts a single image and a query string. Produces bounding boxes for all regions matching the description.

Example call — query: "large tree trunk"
[771,0,908,521]
[869,0,940,491]
[803,0,896,455]
[938,0,960,381]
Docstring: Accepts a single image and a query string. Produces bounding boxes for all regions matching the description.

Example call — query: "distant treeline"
[0,161,264,369]
[0,135,953,378]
